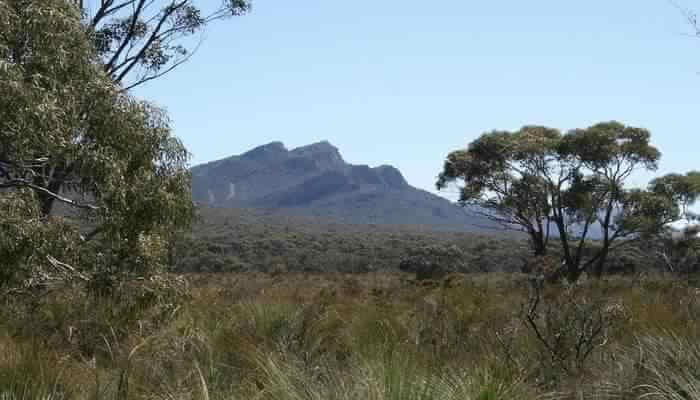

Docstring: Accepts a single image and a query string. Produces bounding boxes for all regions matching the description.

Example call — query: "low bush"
[399,244,470,280]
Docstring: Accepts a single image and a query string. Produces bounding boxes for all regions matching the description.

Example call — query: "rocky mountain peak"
[241,141,288,161]
[289,141,345,170]
[373,165,408,188]
[190,141,493,231]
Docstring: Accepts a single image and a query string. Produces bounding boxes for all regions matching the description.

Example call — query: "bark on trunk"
[592,249,609,279]
[531,231,547,257]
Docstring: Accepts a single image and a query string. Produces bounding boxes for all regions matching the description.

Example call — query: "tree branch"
[104,0,147,76]
[46,255,90,282]
[0,179,100,211]
[114,0,186,84]
[119,33,200,91]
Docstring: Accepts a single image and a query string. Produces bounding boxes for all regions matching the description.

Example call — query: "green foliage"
[522,283,626,384]
[79,0,251,90]
[616,189,679,239]
[2,272,700,399]
[399,244,470,280]
[172,207,531,274]
[172,207,695,278]
[438,121,691,281]
[437,126,563,258]
[558,122,660,170]
[649,228,700,277]
[0,1,193,295]
[649,171,700,217]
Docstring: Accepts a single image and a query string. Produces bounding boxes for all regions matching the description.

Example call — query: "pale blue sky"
[134,0,699,199]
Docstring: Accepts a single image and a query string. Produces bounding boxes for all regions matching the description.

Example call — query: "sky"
[134,0,700,201]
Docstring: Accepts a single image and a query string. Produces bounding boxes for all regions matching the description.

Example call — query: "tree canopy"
[438,121,695,282]
[0,0,193,293]
[649,171,700,218]
[73,0,251,90]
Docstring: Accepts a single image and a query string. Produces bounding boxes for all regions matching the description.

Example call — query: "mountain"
[191,141,497,232]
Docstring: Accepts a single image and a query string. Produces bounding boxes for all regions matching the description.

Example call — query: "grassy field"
[1,271,700,399]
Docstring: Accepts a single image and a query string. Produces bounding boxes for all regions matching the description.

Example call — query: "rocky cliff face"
[191,141,494,231]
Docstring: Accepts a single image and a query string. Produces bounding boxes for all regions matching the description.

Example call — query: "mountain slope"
[191,141,496,232]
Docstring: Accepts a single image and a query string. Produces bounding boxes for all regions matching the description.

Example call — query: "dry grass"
[1,271,699,399]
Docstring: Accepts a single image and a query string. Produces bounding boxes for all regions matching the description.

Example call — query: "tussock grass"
[1,272,699,399]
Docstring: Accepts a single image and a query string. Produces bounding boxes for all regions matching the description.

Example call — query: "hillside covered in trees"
[172,206,673,278]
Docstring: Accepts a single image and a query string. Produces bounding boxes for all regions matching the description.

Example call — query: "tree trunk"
[565,261,583,283]
[531,231,547,256]
[38,195,55,217]
[592,249,609,279]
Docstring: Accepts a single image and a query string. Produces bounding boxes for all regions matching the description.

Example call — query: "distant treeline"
[172,207,665,276]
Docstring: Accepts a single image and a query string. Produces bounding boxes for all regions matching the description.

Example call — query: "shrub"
[521,255,566,283]
[399,245,470,280]
[521,282,627,386]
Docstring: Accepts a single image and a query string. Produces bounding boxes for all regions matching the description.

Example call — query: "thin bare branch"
[0,179,100,211]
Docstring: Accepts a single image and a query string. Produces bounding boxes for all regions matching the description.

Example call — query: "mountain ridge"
[190,141,496,232]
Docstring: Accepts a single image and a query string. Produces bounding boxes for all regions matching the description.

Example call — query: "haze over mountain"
[191,141,496,232]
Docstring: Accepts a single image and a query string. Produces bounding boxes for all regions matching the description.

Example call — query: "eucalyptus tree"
[22,0,250,218]
[649,171,700,218]
[438,122,687,282]
[73,0,251,91]
[648,172,700,275]
[0,0,193,292]
[437,126,561,257]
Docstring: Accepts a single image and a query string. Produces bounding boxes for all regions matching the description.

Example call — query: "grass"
[1,271,699,399]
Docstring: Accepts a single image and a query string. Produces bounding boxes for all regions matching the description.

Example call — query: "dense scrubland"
[3,209,700,400]
[3,269,700,399]
[5,2,700,399]
[173,207,664,276]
